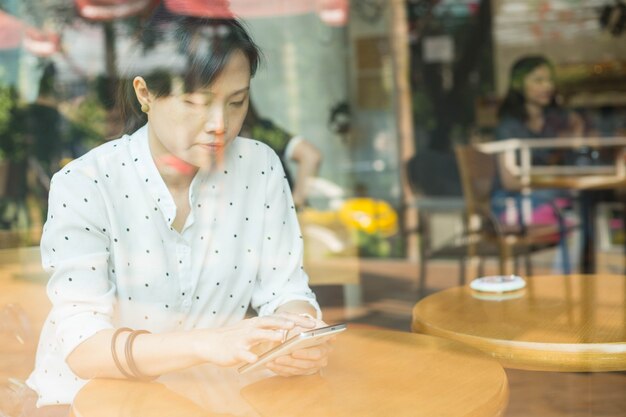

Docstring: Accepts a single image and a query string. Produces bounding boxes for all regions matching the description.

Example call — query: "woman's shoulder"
[544,106,572,124]
[228,137,284,182]
[496,115,525,129]
[495,116,528,140]
[52,135,131,182]
[232,136,280,161]
[62,136,127,165]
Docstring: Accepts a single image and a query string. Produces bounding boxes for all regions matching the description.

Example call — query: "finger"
[290,344,331,361]
[284,320,333,341]
[266,361,321,376]
[252,316,298,330]
[247,328,287,344]
[272,313,317,328]
[284,325,309,340]
[264,362,294,377]
[237,350,258,364]
[272,354,328,370]
[313,319,328,328]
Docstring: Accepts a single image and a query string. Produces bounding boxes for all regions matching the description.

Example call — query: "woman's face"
[522,64,555,108]
[144,49,251,170]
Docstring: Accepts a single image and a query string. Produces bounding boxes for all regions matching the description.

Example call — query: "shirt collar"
[128,124,178,227]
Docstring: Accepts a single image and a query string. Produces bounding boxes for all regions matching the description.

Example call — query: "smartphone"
[238,323,347,374]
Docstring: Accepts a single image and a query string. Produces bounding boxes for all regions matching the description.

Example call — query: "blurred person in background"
[491,55,587,273]
[21,63,83,177]
[496,55,585,148]
[240,102,322,209]
[493,55,585,223]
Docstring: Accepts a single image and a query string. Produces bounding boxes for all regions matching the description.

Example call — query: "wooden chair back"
[454,145,497,221]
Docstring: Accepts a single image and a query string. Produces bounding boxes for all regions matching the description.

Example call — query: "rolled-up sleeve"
[251,150,321,318]
[42,166,116,359]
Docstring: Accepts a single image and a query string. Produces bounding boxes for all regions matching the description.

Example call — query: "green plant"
[0,84,27,162]
[66,93,108,150]
[355,230,391,258]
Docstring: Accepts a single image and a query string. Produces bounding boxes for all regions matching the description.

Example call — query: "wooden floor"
[315,257,626,417]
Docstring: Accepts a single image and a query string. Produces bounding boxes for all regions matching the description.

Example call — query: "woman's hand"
[568,112,585,137]
[194,314,315,367]
[266,318,333,376]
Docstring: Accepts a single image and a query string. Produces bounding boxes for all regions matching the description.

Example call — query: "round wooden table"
[412,275,626,372]
[72,327,509,417]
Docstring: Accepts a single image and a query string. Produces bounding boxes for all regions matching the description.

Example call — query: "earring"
[141,103,150,113]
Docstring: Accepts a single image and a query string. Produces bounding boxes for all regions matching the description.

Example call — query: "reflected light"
[372,159,385,172]
[317,0,349,26]
[157,155,196,176]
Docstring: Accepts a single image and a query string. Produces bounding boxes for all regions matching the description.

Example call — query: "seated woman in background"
[25,10,329,414]
[493,55,585,226]
[496,55,584,149]
[490,55,586,274]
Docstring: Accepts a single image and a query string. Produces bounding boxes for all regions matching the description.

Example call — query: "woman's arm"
[249,150,328,376]
[275,300,318,318]
[567,111,585,137]
[66,315,311,379]
[287,138,322,208]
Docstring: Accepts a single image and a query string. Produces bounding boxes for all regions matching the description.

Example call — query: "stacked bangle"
[110,327,158,381]
[111,327,134,379]
[124,330,158,381]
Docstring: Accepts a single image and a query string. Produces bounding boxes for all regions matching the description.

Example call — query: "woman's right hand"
[194,315,311,367]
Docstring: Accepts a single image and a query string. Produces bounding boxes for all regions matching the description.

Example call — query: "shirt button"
[182,300,191,308]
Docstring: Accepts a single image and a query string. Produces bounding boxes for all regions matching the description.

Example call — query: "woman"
[492,56,582,273]
[496,55,584,163]
[493,55,585,219]
[26,13,329,410]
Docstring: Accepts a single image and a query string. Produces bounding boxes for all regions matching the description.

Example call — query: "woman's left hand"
[265,318,333,376]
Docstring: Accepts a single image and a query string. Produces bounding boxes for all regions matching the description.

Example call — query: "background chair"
[407,150,468,295]
[454,144,573,279]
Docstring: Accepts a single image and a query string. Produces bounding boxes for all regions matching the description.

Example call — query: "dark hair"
[117,12,262,134]
[38,62,57,98]
[498,55,558,122]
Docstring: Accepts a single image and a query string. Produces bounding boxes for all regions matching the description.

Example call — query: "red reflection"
[164,0,349,26]
[23,30,60,57]
[163,0,234,18]
[75,0,159,21]
[317,0,349,26]
[158,155,196,176]
[0,10,24,49]
[0,11,60,57]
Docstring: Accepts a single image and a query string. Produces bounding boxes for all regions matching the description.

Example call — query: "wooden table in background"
[478,137,626,274]
[528,175,626,274]
[72,327,509,417]
[412,275,626,372]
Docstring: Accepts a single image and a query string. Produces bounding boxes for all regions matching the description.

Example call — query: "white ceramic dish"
[469,275,526,293]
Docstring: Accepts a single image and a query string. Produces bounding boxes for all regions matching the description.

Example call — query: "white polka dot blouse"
[26,124,320,406]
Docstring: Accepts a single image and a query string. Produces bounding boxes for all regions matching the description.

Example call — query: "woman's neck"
[147,129,197,192]
[525,102,545,133]
[525,101,544,120]
[157,159,196,191]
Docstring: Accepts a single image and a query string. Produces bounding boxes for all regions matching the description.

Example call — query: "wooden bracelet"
[124,329,158,381]
[110,327,134,379]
